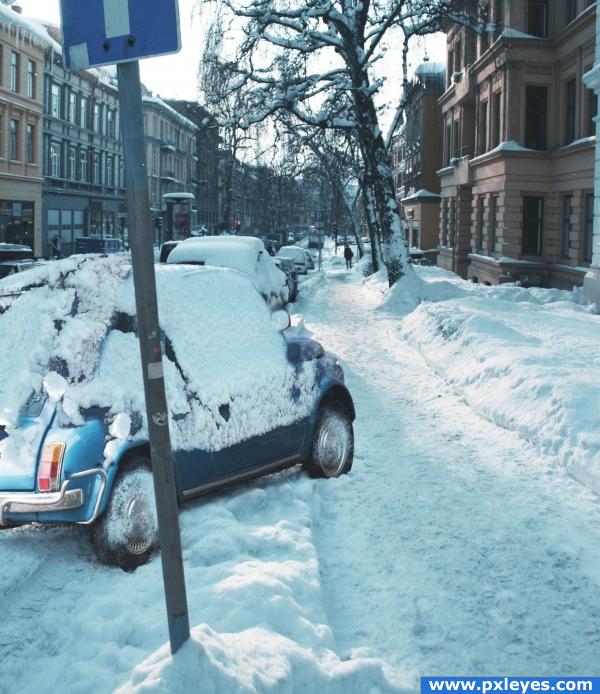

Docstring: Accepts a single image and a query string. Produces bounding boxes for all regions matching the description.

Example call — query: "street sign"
[60,0,181,71]
[58,0,189,656]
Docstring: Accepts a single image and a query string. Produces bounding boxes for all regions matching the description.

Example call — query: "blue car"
[0,257,354,570]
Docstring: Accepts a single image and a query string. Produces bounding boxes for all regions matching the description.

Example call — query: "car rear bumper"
[0,467,107,526]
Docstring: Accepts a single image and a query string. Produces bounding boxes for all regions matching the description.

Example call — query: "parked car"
[0,257,355,570]
[278,245,309,275]
[0,259,45,280]
[273,256,299,302]
[0,243,44,279]
[165,235,290,309]
[304,250,316,271]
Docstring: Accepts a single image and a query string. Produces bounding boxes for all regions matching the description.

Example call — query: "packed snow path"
[299,266,600,680]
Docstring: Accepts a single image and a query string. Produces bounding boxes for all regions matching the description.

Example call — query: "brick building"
[438,0,596,288]
[0,4,45,256]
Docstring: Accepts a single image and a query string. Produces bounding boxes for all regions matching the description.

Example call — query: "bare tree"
[197,0,480,285]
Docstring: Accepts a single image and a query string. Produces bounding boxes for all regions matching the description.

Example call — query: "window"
[585,194,594,263]
[480,4,490,53]
[26,124,34,163]
[93,152,100,183]
[565,79,576,143]
[0,116,3,154]
[9,119,19,160]
[107,109,115,138]
[492,92,502,148]
[525,86,548,150]
[522,196,544,256]
[447,49,454,86]
[562,195,572,258]
[80,150,88,181]
[27,60,35,99]
[51,83,61,118]
[528,0,549,37]
[453,119,460,158]
[567,0,577,23]
[106,155,113,186]
[50,142,61,177]
[68,92,77,124]
[93,103,101,133]
[455,39,462,73]
[80,96,88,129]
[10,51,19,92]
[587,88,597,137]
[477,197,486,252]
[479,101,488,154]
[490,195,499,254]
[445,122,452,164]
[69,147,77,179]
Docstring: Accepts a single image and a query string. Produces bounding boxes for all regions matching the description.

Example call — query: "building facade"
[142,94,197,238]
[0,5,45,256]
[165,100,219,233]
[392,62,445,251]
[43,33,125,257]
[438,0,596,288]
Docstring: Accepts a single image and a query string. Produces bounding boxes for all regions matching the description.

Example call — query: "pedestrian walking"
[344,244,354,269]
[51,235,62,259]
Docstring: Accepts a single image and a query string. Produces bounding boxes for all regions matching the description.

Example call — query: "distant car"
[278,245,308,275]
[166,235,290,309]
[0,259,45,280]
[304,250,315,271]
[409,250,433,266]
[274,256,299,302]
[0,258,355,570]
[0,243,34,262]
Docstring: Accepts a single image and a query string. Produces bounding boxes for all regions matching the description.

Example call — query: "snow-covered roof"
[142,95,198,132]
[401,188,441,203]
[501,28,544,40]
[0,4,56,51]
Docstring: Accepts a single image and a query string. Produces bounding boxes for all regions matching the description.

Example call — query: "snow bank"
[0,469,400,693]
[401,292,600,494]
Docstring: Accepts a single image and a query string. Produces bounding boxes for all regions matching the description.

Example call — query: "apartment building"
[43,25,125,257]
[142,94,198,233]
[165,100,220,233]
[0,4,45,256]
[438,0,596,288]
[392,61,445,251]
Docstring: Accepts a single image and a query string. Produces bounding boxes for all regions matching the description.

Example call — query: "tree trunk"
[352,69,410,286]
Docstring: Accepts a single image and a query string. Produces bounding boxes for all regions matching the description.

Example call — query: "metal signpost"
[315,210,325,271]
[59,0,190,654]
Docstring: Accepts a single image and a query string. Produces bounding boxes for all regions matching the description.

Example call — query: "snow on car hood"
[0,256,317,478]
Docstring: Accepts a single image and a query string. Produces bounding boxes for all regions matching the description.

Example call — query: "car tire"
[91,458,159,571]
[304,403,354,478]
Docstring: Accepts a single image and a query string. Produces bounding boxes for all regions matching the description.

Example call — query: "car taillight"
[38,443,65,492]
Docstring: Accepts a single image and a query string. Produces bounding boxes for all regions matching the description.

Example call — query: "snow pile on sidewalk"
[397,268,600,494]
[0,472,401,693]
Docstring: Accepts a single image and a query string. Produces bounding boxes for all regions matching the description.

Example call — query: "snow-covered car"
[278,245,308,274]
[273,256,299,302]
[166,235,290,309]
[0,256,354,570]
[304,250,315,271]
[0,259,45,279]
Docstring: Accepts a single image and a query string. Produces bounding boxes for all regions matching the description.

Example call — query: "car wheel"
[91,458,159,571]
[305,404,354,478]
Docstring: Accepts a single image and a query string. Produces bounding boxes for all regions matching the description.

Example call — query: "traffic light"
[155,216,163,231]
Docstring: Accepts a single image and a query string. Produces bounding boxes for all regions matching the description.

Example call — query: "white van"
[278,245,308,274]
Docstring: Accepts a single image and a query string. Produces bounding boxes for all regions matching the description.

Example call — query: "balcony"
[160,170,177,182]
[160,142,176,153]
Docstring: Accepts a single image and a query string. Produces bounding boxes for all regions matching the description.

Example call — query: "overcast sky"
[16,0,446,129]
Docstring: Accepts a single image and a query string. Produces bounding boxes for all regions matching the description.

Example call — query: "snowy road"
[299,266,600,681]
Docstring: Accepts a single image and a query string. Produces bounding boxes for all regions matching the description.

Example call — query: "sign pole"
[117,60,190,654]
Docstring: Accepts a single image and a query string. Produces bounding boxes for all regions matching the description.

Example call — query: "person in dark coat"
[344,244,354,269]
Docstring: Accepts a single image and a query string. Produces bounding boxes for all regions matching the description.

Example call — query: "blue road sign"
[59,0,181,71]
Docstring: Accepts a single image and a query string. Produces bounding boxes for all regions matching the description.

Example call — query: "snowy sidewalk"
[298,264,600,682]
